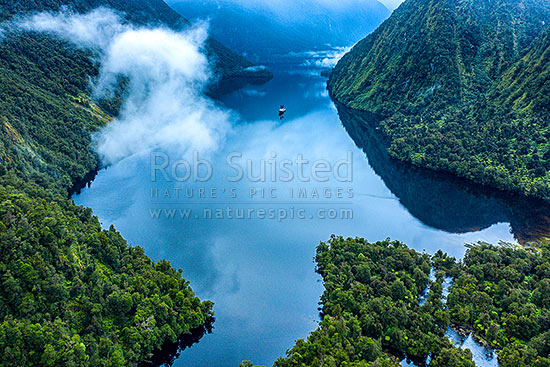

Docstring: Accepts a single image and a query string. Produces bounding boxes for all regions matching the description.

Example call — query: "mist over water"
[72,54,530,366]
[167,0,390,62]
[14,8,233,165]
[92,25,230,165]
[15,5,538,367]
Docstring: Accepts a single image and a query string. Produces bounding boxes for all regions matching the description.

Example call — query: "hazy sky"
[170,0,405,12]
[380,0,404,9]
[270,0,405,11]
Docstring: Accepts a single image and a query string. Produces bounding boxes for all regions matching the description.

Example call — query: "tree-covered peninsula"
[274,237,550,366]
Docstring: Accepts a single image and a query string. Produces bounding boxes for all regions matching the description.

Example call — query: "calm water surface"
[74,53,550,366]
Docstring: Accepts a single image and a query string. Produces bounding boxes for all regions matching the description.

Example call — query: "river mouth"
[72,51,550,366]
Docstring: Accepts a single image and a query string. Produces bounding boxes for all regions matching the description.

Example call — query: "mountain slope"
[329,0,549,114]
[0,33,103,188]
[329,0,550,199]
[0,1,220,365]
[0,0,271,188]
[492,27,550,117]
[0,0,183,26]
[0,0,272,81]
[168,0,390,62]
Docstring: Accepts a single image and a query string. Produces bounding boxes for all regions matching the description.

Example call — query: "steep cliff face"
[328,0,550,199]
[492,26,550,117]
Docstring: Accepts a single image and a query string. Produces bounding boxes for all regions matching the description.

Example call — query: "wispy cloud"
[16,7,125,50]
[292,47,351,69]
[14,8,232,165]
[310,47,351,68]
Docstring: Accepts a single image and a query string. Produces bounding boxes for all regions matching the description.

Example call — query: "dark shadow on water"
[209,73,274,98]
[336,104,550,244]
[140,317,214,367]
[67,168,98,199]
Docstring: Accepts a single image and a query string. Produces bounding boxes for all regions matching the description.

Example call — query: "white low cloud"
[15,8,232,165]
[294,47,351,69]
[312,47,350,68]
[16,7,125,50]
[379,0,405,10]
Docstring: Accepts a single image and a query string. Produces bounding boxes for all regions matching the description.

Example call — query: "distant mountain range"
[329,0,550,199]
[167,0,390,63]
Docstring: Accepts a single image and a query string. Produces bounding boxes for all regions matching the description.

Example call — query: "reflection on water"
[73,53,550,366]
[445,328,499,367]
[142,318,214,366]
[337,105,550,244]
[413,272,495,367]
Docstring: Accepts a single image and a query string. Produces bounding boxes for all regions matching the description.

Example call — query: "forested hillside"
[329,0,550,199]
[0,0,183,26]
[492,27,550,118]
[0,0,219,365]
[0,173,213,366]
[0,33,105,189]
[0,0,272,81]
[275,237,550,366]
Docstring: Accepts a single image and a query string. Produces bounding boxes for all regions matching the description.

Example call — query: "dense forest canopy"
[2,0,550,365]
[0,0,226,365]
[329,0,550,199]
[274,237,550,366]
[0,173,213,366]
[0,32,104,189]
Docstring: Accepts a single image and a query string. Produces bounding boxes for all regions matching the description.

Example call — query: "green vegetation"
[329,0,550,199]
[0,0,184,26]
[0,173,213,366]
[446,244,550,366]
[0,0,272,84]
[0,0,270,189]
[275,237,550,366]
[275,236,474,367]
[0,32,105,189]
[0,0,223,365]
